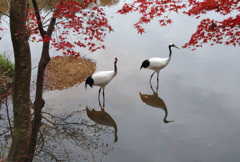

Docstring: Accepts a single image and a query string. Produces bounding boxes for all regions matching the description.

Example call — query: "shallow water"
[1,0,240,161]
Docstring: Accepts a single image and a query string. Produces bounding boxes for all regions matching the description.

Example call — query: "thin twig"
[0,10,9,17]
[31,65,38,70]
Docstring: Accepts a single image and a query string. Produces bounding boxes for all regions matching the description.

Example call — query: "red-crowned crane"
[85,57,118,104]
[140,43,179,85]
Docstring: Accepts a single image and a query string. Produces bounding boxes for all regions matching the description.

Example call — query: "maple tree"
[2,0,112,161]
[27,0,112,161]
[118,0,240,50]
[2,0,239,161]
[25,0,113,56]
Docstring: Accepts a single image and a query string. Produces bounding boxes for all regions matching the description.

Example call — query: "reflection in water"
[0,100,12,159]
[139,83,173,124]
[86,102,118,143]
[28,107,117,161]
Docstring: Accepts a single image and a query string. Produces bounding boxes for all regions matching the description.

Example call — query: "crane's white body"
[140,43,179,86]
[147,57,171,72]
[92,71,116,87]
[85,57,118,105]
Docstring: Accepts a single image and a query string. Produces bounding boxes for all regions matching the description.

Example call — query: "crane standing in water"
[85,57,118,105]
[140,43,179,85]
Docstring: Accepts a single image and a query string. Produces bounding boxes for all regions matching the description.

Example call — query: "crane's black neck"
[168,45,172,57]
[114,60,117,73]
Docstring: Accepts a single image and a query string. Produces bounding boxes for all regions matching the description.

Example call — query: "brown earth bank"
[44,56,96,90]
[1,56,94,102]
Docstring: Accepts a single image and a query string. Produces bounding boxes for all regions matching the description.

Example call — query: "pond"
[1,0,240,162]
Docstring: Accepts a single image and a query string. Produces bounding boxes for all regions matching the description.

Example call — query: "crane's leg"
[157,72,160,90]
[98,99,104,110]
[150,81,154,92]
[149,71,155,83]
[102,87,105,106]
[98,88,102,101]
[98,99,102,108]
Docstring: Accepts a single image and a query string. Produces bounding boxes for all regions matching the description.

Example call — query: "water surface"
[1,0,240,162]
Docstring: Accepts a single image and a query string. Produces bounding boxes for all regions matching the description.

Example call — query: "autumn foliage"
[184,0,240,49]
[23,0,113,57]
[118,0,240,50]
[0,20,3,31]
[118,0,186,34]
[1,1,113,161]
[2,0,239,51]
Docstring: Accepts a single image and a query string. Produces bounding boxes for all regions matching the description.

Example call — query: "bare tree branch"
[31,0,47,37]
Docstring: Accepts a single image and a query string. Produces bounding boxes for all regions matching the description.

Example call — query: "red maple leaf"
[118,0,240,50]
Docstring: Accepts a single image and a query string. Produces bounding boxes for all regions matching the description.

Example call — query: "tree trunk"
[8,0,32,161]
[25,42,50,162]
[25,8,56,160]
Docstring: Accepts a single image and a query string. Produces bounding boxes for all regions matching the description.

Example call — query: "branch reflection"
[139,83,173,124]
[32,106,117,161]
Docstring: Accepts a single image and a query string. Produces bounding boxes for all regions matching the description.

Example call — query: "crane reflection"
[86,102,118,143]
[139,83,173,124]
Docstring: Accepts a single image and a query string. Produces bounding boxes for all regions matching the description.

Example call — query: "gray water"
[1,0,240,161]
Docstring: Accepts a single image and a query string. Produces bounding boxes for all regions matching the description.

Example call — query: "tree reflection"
[31,106,116,161]
[0,103,116,161]
[0,97,12,160]
[139,83,173,124]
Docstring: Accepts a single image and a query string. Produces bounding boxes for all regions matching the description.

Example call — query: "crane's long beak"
[174,45,180,49]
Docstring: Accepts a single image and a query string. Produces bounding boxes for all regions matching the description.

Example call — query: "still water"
[1,0,240,161]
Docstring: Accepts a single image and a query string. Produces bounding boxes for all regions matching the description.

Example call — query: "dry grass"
[44,56,96,90]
